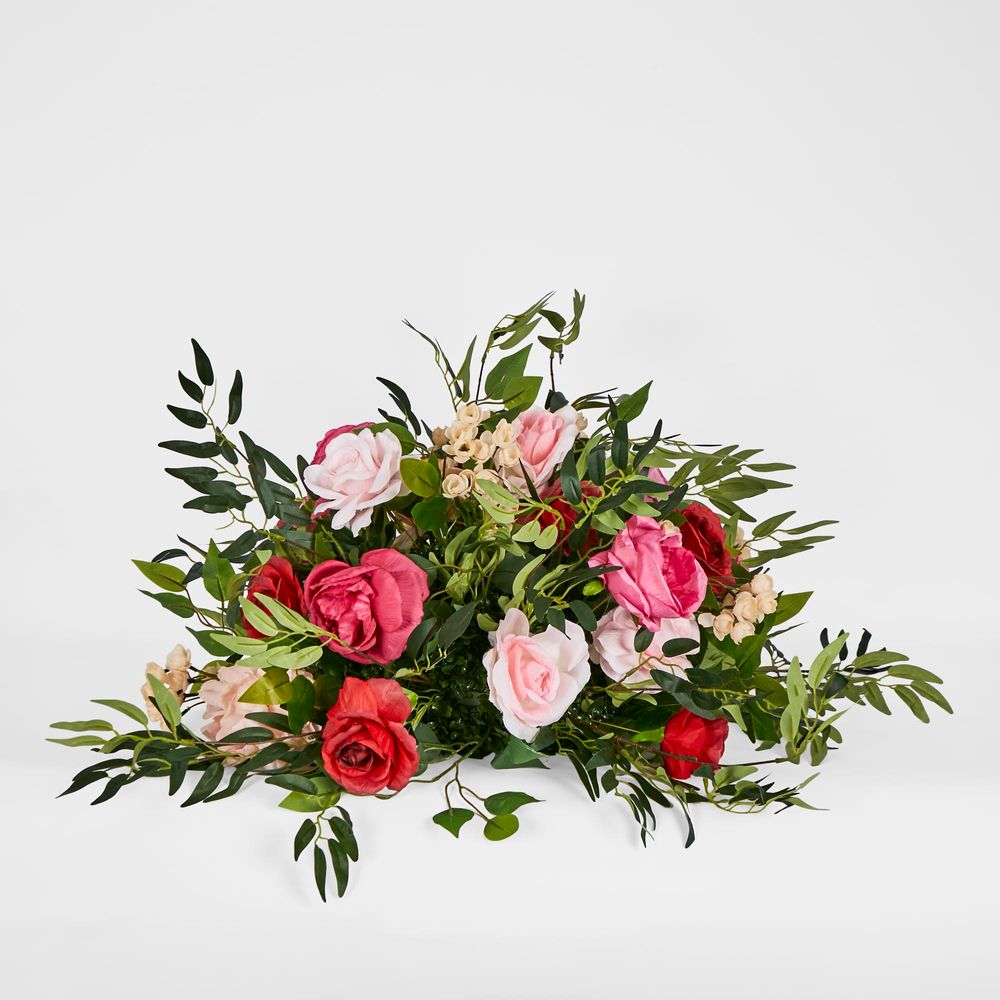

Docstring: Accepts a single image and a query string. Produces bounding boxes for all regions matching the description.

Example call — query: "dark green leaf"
[483,791,540,815]
[167,404,208,429]
[191,338,214,385]
[293,819,315,861]
[159,439,221,458]
[227,370,243,424]
[181,762,224,806]
[329,816,359,861]
[492,737,547,769]
[432,808,475,838]
[327,839,349,897]
[178,370,203,402]
[313,844,327,901]
[412,496,448,532]
[438,603,477,651]
[559,450,582,505]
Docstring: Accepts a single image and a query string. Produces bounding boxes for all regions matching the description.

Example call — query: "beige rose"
[495,443,522,468]
[733,591,761,624]
[442,470,476,498]
[750,574,774,597]
[492,418,518,447]
[731,621,755,644]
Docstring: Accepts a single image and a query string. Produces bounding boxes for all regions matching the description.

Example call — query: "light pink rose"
[502,404,580,491]
[304,426,405,535]
[590,606,699,687]
[589,515,707,630]
[311,422,374,465]
[201,665,316,761]
[483,608,590,741]
[201,665,278,752]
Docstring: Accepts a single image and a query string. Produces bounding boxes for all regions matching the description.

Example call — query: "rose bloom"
[311,422,374,465]
[483,608,590,741]
[321,677,419,795]
[590,606,699,687]
[501,404,581,491]
[677,501,735,596]
[519,481,601,553]
[304,426,404,535]
[242,556,304,638]
[589,515,707,630]
[303,549,429,664]
[660,708,729,780]
[201,664,278,751]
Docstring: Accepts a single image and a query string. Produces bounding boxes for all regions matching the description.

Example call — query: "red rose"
[660,708,729,780]
[321,677,419,794]
[311,422,374,464]
[243,556,305,639]
[679,501,734,596]
[303,549,429,665]
[525,481,602,553]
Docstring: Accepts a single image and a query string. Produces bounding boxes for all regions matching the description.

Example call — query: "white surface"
[2,2,998,996]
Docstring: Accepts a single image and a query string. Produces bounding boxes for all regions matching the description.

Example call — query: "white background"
[2,2,998,996]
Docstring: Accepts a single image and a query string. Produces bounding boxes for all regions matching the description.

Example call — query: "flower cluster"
[52,292,947,900]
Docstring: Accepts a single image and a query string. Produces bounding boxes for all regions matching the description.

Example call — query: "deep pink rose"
[589,515,707,630]
[303,549,429,664]
[311,422,374,465]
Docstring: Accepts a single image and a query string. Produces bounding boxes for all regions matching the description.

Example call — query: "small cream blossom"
[492,419,518,448]
[750,574,774,597]
[470,437,496,464]
[575,411,588,433]
[711,610,736,641]
[442,470,476,498]
[756,591,778,616]
[731,621,755,644]
[733,591,761,624]
[455,402,485,427]
[472,467,502,490]
[141,644,191,726]
[495,443,522,468]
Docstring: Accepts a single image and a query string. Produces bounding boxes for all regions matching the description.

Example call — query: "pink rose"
[304,426,404,535]
[483,608,590,741]
[303,549,429,665]
[311,422,374,465]
[589,515,707,630]
[590,606,699,687]
[503,404,580,491]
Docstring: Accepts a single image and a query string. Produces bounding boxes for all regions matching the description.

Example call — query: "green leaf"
[91,698,149,727]
[808,632,850,690]
[568,600,597,631]
[862,681,891,714]
[535,523,559,550]
[50,719,114,733]
[238,596,279,637]
[329,816,359,861]
[911,680,953,714]
[293,818,315,861]
[772,591,812,626]
[400,457,442,498]
[503,375,543,414]
[191,338,214,385]
[167,404,208,429]
[239,667,296,705]
[483,791,540,815]
[279,787,342,813]
[492,737,547,770]
[616,381,652,423]
[47,734,107,747]
[432,807,475,838]
[202,540,236,602]
[145,672,181,732]
[268,645,323,671]
[483,813,519,841]
[133,559,187,593]
[484,344,531,399]
[894,685,930,723]
[158,440,221,458]
[752,511,796,537]
[887,665,944,684]
[438,603,477,651]
[412,496,448,532]
[660,637,699,657]
[511,552,547,600]
[227,370,243,424]
[266,773,317,795]
[327,839,349,897]
[559,450,582,505]
[633,627,654,653]
[182,761,224,806]
[178,370,204,402]
[313,844,328,902]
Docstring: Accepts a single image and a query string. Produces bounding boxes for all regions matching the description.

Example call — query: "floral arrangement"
[52,293,949,899]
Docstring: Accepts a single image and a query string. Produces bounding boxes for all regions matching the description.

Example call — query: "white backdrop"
[2,2,998,997]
